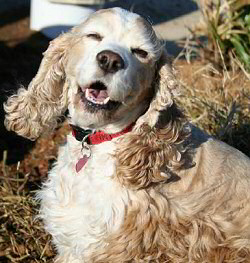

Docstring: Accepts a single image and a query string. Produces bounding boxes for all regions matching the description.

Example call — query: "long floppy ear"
[4,32,73,140]
[115,50,190,190]
[135,50,180,129]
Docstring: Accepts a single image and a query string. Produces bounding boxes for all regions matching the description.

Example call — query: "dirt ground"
[0,3,249,263]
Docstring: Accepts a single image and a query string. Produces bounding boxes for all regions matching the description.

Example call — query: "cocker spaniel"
[4,7,250,263]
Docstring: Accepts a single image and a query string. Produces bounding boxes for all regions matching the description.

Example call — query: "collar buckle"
[71,125,93,142]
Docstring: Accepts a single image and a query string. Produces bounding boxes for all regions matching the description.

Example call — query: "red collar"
[71,123,134,145]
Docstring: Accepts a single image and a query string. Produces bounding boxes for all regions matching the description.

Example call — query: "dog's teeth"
[103,97,110,104]
[89,97,97,104]
[85,89,96,103]
[85,88,110,105]
[85,89,90,98]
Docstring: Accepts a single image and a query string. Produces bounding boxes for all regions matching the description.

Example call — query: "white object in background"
[30,0,97,39]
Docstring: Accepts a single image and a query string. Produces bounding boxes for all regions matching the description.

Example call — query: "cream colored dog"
[4,7,250,263]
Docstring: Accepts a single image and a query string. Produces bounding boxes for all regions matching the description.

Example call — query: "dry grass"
[0,124,70,263]
[176,59,250,155]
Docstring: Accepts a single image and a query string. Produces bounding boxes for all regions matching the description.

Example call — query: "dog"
[4,7,250,263]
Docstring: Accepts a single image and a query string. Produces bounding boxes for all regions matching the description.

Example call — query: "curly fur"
[4,33,73,140]
[89,188,250,263]
[116,53,190,189]
[4,7,250,263]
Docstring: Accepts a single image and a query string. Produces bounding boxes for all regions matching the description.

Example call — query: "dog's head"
[4,7,180,140]
[66,8,166,132]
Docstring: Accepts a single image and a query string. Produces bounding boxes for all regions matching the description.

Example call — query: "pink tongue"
[89,89,108,102]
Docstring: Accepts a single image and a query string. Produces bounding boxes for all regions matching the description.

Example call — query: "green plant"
[198,0,250,71]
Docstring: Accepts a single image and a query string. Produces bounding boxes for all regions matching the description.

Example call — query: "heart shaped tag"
[76,155,89,173]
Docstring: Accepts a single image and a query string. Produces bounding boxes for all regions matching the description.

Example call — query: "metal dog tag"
[75,136,92,173]
[76,155,89,173]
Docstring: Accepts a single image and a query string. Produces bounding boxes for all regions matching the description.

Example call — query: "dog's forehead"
[81,7,152,36]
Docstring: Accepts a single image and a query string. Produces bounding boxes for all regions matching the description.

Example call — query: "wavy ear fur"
[116,50,190,190]
[4,32,73,140]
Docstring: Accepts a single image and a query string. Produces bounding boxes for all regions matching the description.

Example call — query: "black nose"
[96,50,125,73]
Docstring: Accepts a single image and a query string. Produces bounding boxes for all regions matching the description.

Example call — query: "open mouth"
[85,81,110,105]
[79,81,121,111]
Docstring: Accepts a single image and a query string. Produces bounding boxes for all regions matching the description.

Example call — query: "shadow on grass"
[218,123,250,158]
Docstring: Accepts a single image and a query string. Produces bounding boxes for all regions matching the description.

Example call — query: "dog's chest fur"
[39,134,131,258]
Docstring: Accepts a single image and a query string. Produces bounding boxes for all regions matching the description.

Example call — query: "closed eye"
[86,33,103,41]
[131,48,148,59]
